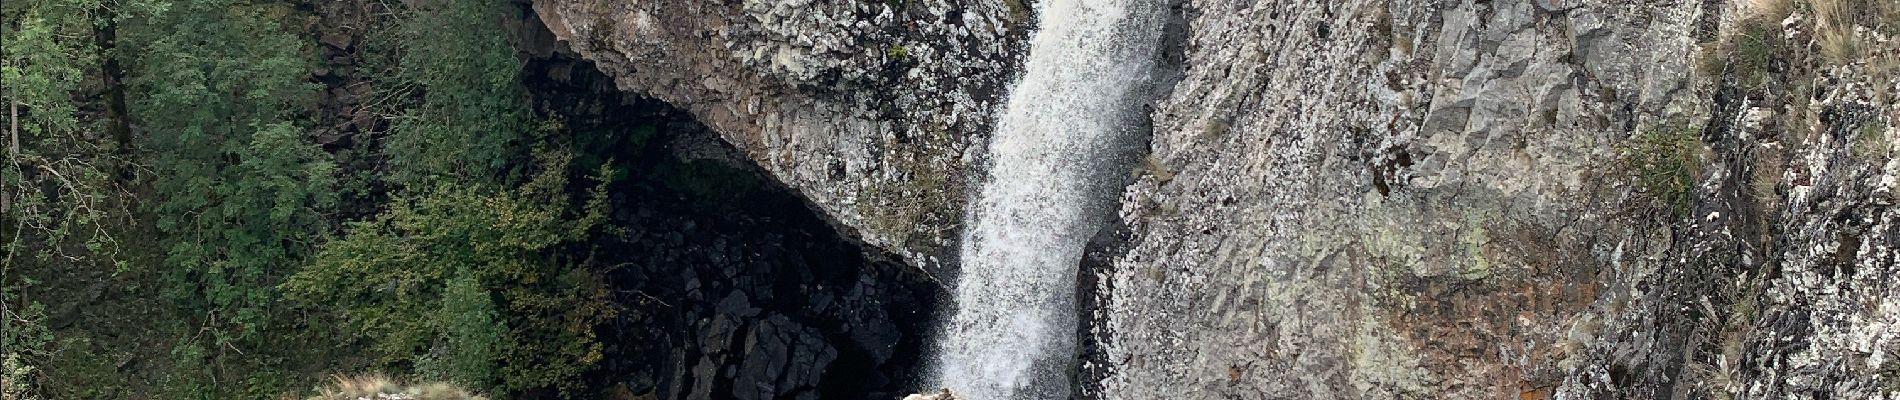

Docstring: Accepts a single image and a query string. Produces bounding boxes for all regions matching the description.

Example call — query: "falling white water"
[934,0,1167,398]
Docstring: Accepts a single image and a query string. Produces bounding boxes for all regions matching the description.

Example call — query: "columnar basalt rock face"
[530,0,1029,270]
[1092,1,1898,399]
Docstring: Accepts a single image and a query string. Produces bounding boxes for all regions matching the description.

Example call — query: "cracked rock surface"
[1092,1,1898,399]
[531,0,1029,270]
[536,0,1899,398]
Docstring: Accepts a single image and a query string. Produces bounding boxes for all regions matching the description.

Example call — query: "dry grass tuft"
[1137,153,1176,183]
[1812,0,1859,63]
[309,374,486,400]
[1740,0,1794,22]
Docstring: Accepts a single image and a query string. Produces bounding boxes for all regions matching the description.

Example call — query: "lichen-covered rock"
[1090,1,1898,399]
[530,0,1030,269]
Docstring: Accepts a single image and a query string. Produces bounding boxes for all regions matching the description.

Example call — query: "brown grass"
[1740,0,1794,22]
[308,374,485,400]
[1137,153,1176,183]
[1812,0,1858,63]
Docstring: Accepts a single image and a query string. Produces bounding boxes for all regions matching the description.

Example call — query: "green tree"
[418,272,506,391]
[8,0,631,397]
[2,0,125,268]
[377,0,527,182]
[3,3,128,398]
[128,0,335,340]
[284,150,615,395]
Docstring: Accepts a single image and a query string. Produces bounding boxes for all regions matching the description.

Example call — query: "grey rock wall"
[534,0,1899,398]
[530,0,1030,270]
[1092,1,1898,399]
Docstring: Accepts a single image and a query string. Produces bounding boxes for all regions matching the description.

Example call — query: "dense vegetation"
[1,0,633,397]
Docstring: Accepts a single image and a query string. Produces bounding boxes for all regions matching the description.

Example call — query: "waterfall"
[933,0,1168,398]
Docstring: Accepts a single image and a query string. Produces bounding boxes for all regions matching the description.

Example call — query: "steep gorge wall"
[534,0,1899,399]
[1094,1,1898,399]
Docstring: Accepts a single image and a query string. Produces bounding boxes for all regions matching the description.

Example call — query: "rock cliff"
[529,0,1030,270]
[517,48,943,400]
[1092,1,1898,399]
[533,0,1899,398]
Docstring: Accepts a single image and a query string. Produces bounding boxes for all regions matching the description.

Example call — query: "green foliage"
[130,0,335,339]
[2,0,127,267]
[1626,124,1705,218]
[7,0,634,397]
[1731,20,1785,91]
[378,0,527,182]
[3,352,37,400]
[569,122,655,185]
[284,150,615,395]
[1,302,50,400]
[417,273,506,391]
[1,0,94,133]
[4,3,128,399]
[160,338,214,399]
[44,336,135,399]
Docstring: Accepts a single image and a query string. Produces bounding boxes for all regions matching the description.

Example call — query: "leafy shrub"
[377,0,528,182]
[283,150,615,395]
[416,273,506,390]
[2,0,130,270]
[1,302,51,400]
[130,0,336,341]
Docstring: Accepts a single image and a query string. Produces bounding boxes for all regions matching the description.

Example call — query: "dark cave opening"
[516,31,945,400]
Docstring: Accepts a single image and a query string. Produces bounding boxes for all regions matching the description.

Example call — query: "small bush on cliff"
[1,302,51,400]
[1624,124,1705,219]
[1730,18,1787,91]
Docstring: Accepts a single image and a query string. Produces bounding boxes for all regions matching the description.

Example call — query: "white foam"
[933,1,1167,398]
